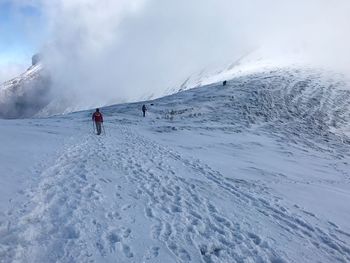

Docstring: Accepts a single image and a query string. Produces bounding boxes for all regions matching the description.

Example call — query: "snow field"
[1,124,349,262]
[1,66,350,262]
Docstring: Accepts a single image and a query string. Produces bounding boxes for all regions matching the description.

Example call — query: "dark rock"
[32,53,41,66]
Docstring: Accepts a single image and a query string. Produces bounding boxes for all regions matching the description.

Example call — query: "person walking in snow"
[142,104,147,117]
[92,108,103,135]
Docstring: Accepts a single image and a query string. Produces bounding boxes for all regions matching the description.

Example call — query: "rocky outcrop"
[32,54,41,66]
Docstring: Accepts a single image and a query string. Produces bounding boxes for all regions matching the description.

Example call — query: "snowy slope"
[0,67,350,263]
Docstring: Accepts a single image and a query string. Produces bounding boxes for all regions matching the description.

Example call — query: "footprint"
[178,248,191,262]
[107,231,121,251]
[145,207,154,218]
[99,178,109,184]
[151,223,162,239]
[170,205,182,213]
[60,225,80,239]
[107,211,121,220]
[168,242,191,262]
[200,245,222,257]
[122,244,134,258]
[213,215,232,228]
[145,247,160,260]
[207,203,218,214]
[161,223,172,241]
[122,204,132,211]
[115,192,122,199]
[96,241,107,257]
[123,228,131,238]
[190,210,202,220]
[247,232,262,245]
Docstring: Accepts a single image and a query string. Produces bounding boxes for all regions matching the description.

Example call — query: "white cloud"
[0,63,26,83]
[32,0,350,109]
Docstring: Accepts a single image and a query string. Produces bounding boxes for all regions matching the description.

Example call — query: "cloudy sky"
[0,0,46,81]
[1,0,350,107]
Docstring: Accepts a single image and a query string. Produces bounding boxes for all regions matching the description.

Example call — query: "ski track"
[1,123,350,263]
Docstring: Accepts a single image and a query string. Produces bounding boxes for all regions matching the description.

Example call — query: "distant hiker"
[223,80,227,86]
[92,108,103,135]
[142,104,147,117]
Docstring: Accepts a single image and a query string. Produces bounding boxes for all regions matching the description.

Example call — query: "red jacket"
[92,112,103,122]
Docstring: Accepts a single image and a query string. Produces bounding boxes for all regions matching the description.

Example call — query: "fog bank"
[23,0,350,108]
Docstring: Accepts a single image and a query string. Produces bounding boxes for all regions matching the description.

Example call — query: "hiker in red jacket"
[92,108,103,135]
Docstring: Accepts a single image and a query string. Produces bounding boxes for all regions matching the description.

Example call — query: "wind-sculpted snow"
[108,67,350,153]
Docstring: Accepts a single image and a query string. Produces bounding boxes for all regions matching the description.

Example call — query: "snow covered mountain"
[0,66,350,262]
[0,62,51,119]
[0,60,183,119]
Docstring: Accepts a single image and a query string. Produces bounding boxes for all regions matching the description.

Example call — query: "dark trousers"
[143,111,146,117]
[95,122,102,135]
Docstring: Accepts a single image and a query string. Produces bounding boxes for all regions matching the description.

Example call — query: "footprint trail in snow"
[1,123,349,263]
